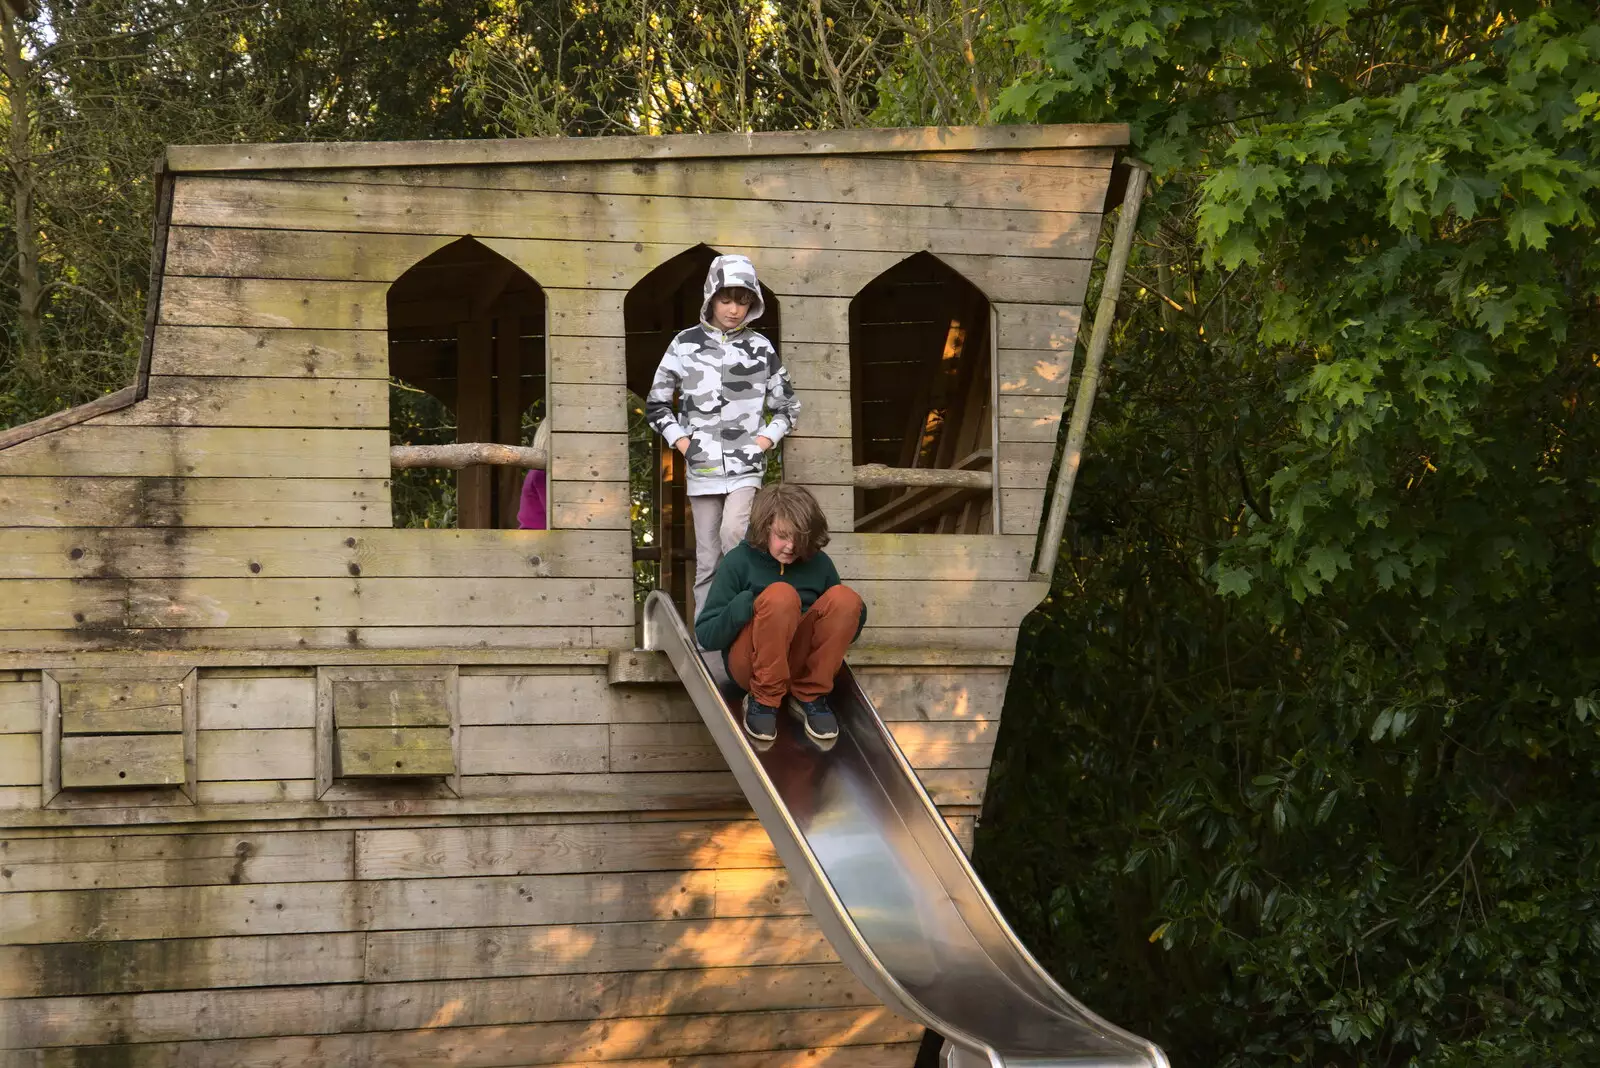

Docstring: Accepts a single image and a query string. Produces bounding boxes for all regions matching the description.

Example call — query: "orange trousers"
[727,583,863,705]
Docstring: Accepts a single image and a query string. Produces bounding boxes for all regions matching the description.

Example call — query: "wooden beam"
[0,386,138,451]
[852,464,991,489]
[389,442,545,470]
[165,123,1131,172]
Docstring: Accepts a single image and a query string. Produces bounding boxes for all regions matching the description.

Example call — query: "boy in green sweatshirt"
[694,484,866,744]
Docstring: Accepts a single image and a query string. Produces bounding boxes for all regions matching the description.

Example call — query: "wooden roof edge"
[0,385,138,452]
[164,123,1131,174]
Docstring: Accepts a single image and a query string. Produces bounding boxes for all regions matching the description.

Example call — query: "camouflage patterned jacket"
[645,255,801,495]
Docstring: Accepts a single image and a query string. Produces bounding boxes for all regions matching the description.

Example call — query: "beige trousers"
[689,486,757,620]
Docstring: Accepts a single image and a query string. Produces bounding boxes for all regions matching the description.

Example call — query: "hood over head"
[700,253,766,329]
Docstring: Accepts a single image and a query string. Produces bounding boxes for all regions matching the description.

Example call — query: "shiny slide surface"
[643,592,1169,1068]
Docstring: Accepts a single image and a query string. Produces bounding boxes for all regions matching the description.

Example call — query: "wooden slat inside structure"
[0,125,1125,1066]
[851,253,995,535]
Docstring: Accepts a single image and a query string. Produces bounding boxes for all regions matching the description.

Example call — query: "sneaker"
[743,695,779,743]
[786,695,839,742]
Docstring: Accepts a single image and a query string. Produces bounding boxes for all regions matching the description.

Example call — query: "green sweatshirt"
[694,541,867,652]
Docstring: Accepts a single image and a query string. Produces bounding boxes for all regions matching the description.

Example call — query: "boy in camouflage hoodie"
[645,254,801,618]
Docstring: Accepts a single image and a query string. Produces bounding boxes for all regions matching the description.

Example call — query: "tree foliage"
[982,3,1600,1065]
[1,4,1597,1065]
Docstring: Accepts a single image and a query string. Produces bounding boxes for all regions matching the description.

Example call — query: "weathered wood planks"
[0,425,387,478]
[165,119,1125,170]
[0,577,634,630]
[169,178,1102,270]
[0,477,392,528]
[0,528,631,579]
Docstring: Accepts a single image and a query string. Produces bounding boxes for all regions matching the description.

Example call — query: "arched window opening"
[387,238,547,529]
[850,252,993,534]
[624,244,781,617]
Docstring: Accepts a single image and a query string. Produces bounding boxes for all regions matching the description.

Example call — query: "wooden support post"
[1033,161,1150,578]
[456,317,493,528]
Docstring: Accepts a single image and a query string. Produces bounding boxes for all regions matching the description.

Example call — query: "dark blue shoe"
[743,695,779,743]
[786,695,838,742]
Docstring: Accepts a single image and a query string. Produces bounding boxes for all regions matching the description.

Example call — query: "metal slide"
[643,592,1169,1068]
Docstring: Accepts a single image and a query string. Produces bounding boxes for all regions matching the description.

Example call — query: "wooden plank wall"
[0,145,1109,655]
[0,136,1117,1064]
[0,665,999,1065]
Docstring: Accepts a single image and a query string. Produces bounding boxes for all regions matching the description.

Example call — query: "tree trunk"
[0,11,42,382]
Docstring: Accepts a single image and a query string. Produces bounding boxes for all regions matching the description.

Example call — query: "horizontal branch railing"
[850,464,992,489]
[389,443,547,470]
[388,447,995,491]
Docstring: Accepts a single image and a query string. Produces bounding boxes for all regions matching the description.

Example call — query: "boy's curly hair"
[745,483,830,560]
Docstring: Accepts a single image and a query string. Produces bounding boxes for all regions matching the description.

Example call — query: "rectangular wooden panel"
[0,733,41,785]
[0,477,391,528]
[547,336,627,386]
[0,932,366,998]
[994,302,1084,349]
[847,578,1049,629]
[998,347,1076,396]
[0,425,387,478]
[170,176,1103,259]
[170,226,1093,306]
[195,728,315,781]
[0,625,620,656]
[0,829,353,893]
[853,668,1011,722]
[86,375,388,429]
[362,869,719,931]
[782,436,852,484]
[1001,488,1044,537]
[0,577,633,631]
[608,722,725,773]
[365,914,832,982]
[997,441,1055,491]
[458,724,609,775]
[886,720,999,769]
[549,383,627,434]
[0,963,874,1048]
[0,1006,920,1067]
[0,681,42,733]
[193,779,316,805]
[198,676,315,729]
[265,152,1115,212]
[149,324,388,379]
[781,341,850,389]
[169,120,1126,167]
[331,678,451,727]
[550,480,631,530]
[458,671,608,726]
[4,879,360,944]
[335,726,455,777]
[0,528,630,580]
[550,431,629,482]
[354,819,777,880]
[456,673,700,727]
[59,734,185,788]
[828,533,1033,582]
[59,680,184,734]
[160,276,386,330]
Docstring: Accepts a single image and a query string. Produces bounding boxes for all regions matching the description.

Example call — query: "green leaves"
[985,2,1600,1065]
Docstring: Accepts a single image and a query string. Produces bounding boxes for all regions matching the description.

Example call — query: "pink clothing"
[517,469,548,530]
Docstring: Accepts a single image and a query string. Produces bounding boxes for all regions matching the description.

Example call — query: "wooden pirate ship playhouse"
[0,124,1142,1066]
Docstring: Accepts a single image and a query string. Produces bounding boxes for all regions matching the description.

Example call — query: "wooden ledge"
[0,385,138,451]
[0,647,613,672]
[609,649,680,685]
[608,647,1013,683]
[165,123,1131,173]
